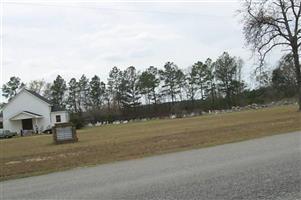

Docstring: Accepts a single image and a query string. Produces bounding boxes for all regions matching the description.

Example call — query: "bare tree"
[28,79,47,95]
[241,0,301,110]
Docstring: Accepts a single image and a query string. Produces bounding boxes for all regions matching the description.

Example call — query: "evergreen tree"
[185,66,199,101]
[215,52,244,107]
[78,75,90,111]
[50,75,67,108]
[272,54,297,97]
[67,78,79,112]
[2,76,25,100]
[121,66,141,108]
[138,66,160,104]
[160,62,180,103]
[175,69,186,101]
[204,58,217,106]
[107,67,123,109]
[89,75,105,109]
[193,61,209,100]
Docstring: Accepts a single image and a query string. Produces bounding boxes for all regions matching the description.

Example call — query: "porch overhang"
[10,111,43,121]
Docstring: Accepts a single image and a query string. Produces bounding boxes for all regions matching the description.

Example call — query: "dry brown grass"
[1,105,300,180]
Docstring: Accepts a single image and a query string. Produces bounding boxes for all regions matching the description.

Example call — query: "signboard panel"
[53,123,78,144]
[56,127,73,140]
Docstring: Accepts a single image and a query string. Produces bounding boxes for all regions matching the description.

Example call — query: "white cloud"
[2,1,280,89]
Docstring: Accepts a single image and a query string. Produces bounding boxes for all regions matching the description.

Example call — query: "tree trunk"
[107,99,110,110]
[210,83,215,109]
[152,88,157,105]
[200,83,204,100]
[292,46,301,111]
[171,90,175,104]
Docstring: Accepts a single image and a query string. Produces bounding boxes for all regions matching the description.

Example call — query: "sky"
[1,0,282,91]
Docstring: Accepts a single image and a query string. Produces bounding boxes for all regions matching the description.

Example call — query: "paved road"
[1,131,301,200]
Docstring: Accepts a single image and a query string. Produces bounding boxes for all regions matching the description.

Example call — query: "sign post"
[52,122,78,144]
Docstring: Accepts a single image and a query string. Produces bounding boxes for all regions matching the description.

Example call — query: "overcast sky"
[1,0,282,90]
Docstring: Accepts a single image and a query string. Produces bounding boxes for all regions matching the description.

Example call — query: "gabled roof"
[4,88,68,112]
[23,111,43,117]
[51,106,66,112]
[10,111,43,120]
[24,89,52,104]
[3,88,52,111]
[24,89,67,111]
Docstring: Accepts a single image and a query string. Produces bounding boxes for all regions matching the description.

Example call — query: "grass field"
[0,105,300,180]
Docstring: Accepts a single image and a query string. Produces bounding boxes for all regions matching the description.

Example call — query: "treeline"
[2,52,298,127]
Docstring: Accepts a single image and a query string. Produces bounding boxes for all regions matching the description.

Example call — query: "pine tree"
[138,66,160,105]
[78,75,90,111]
[89,75,105,109]
[159,62,180,103]
[67,78,79,112]
[185,66,199,101]
[2,76,25,100]
[193,61,209,100]
[204,58,217,107]
[175,69,186,101]
[50,75,67,109]
[121,66,141,108]
[107,67,123,109]
[215,52,244,107]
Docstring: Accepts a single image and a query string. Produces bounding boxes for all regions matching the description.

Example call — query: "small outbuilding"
[3,88,69,134]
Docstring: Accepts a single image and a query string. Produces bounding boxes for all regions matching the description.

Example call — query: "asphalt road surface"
[1,131,301,200]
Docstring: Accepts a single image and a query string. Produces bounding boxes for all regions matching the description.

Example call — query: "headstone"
[170,115,176,119]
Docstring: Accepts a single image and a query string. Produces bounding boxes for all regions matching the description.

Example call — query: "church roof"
[24,89,52,105]
[4,88,67,112]
[10,111,43,120]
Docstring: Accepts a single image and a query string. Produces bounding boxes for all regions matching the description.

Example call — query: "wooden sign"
[53,122,78,144]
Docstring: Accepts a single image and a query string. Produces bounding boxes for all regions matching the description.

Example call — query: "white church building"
[3,88,69,134]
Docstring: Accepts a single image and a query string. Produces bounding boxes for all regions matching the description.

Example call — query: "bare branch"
[295,1,301,36]
[279,0,293,39]
[289,0,298,18]
[258,33,282,51]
